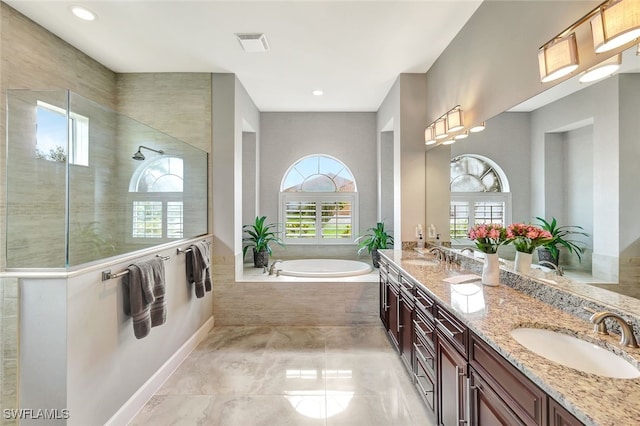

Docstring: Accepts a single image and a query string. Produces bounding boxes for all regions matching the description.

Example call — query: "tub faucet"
[538,260,563,276]
[268,259,283,275]
[589,311,639,348]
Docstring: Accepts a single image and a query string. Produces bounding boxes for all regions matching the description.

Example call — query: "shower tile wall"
[0,278,19,425]
[1,2,117,270]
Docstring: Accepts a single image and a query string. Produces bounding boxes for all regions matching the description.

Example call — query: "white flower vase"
[482,253,500,286]
[514,251,532,274]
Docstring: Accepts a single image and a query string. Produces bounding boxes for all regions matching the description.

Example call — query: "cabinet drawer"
[414,356,436,413]
[415,286,435,319]
[435,305,468,357]
[413,310,435,351]
[470,333,546,425]
[414,338,436,377]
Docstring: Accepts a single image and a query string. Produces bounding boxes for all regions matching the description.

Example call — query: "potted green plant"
[535,217,588,267]
[242,215,284,268]
[356,222,394,268]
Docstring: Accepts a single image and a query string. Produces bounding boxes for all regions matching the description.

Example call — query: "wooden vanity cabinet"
[399,275,415,372]
[437,331,468,425]
[469,333,546,425]
[413,286,437,415]
[379,257,389,328]
[469,367,523,425]
[548,399,582,426]
[435,304,469,426]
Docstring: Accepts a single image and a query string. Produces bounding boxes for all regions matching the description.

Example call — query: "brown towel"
[186,242,212,298]
[122,258,167,339]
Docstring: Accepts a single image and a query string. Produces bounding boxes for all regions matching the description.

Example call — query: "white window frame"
[280,192,358,245]
[450,192,512,245]
[36,100,89,166]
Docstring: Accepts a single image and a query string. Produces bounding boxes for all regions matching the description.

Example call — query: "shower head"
[132,145,164,161]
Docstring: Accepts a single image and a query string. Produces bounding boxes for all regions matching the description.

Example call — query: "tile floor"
[131,325,434,425]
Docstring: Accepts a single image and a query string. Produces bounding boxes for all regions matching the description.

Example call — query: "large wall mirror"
[451,43,640,300]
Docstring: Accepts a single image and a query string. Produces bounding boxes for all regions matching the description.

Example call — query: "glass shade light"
[579,53,621,83]
[425,125,436,145]
[538,33,579,83]
[442,138,456,145]
[591,0,640,54]
[454,131,469,140]
[447,107,464,132]
[434,117,448,139]
[469,122,485,133]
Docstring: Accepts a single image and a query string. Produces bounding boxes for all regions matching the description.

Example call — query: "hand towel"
[186,242,212,298]
[122,262,155,339]
[147,257,167,328]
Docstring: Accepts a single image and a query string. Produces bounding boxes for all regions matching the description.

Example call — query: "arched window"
[450,155,511,241]
[280,155,358,244]
[129,156,184,240]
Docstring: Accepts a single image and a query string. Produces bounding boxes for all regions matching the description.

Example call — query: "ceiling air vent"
[235,33,270,53]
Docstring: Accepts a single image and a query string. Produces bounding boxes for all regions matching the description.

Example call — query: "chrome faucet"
[538,260,563,276]
[589,311,639,348]
[460,247,474,255]
[429,247,447,261]
[268,259,283,275]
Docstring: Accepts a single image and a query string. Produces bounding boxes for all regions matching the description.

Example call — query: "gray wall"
[260,112,377,259]
[451,112,531,224]
[376,75,430,245]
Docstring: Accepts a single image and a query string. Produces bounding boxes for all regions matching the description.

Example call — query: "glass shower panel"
[6,89,209,269]
[6,90,68,268]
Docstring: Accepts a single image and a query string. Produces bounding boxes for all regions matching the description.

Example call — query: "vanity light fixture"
[454,131,469,140]
[434,117,448,140]
[425,125,436,145]
[442,138,456,145]
[591,0,640,54]
[538,33,579,83]
[579,53,621,83]
[469,122,486,133]
[447,106,464,132]
[70,5,96,21]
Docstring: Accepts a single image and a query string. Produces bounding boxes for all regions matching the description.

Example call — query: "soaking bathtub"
[276,259,373,278]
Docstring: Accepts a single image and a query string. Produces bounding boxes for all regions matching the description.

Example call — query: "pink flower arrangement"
[506,223,552,253]
[468,223,507,254]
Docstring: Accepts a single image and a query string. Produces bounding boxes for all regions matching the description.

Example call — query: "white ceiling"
[6,0,483,111]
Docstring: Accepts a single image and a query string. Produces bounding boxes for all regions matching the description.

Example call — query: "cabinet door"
[549,399,583,426]
[379,270,389,328]
[399,291,413,371]
[437,334,467,426]
[387,283,399,351]
[469,367,524,426]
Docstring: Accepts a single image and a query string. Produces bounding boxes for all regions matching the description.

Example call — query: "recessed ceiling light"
[312,90,323,96]
[70,6,97,21]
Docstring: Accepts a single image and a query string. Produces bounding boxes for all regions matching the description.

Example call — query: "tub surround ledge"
[379,248,640,426]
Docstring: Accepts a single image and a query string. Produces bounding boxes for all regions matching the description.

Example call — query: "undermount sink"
[510,327,640,379]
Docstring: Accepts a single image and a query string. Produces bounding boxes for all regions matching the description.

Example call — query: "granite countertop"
[379,249,640,426]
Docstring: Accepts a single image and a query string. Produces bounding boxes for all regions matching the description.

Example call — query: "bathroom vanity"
[378,249,640,426]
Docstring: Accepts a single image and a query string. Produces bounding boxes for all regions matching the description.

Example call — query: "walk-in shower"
[5,89,209,268]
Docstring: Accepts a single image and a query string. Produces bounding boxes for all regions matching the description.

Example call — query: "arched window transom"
[280,155,358,244]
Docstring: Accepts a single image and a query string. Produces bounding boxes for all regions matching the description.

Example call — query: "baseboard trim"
[105,316,214,426]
